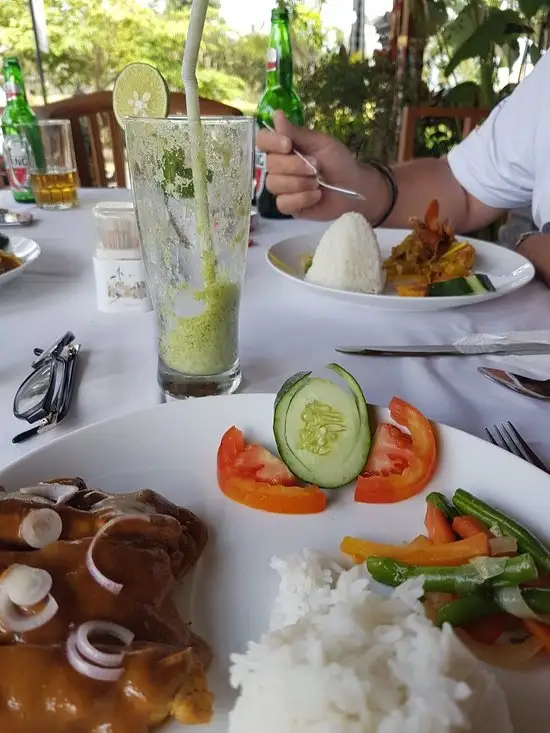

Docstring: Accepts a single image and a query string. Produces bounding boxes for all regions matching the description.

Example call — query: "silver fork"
[485,422,549,473]
[261,122,366,201]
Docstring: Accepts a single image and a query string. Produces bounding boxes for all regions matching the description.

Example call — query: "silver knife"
[335,343,550,357]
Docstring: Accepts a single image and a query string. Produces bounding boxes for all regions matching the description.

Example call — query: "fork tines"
[485,422,549,473]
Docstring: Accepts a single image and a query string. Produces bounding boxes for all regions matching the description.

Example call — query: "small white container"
[93,255,152,313]
[92,202,152,314]
[93,201,140,252]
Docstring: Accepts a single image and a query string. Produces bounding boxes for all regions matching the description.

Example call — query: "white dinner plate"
[0,393,549,731]
[267,228,535,311]
[0,235,41,289]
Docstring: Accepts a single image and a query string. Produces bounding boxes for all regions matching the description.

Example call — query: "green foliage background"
[0,0,330,115]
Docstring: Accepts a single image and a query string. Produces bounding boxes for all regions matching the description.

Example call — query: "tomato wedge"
[355,397,436,504]
[217,426,326,514]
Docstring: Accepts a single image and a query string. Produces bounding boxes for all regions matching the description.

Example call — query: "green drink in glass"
[126,116,254,398]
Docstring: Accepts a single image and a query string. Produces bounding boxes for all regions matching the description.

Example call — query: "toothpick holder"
[92,202,152,314]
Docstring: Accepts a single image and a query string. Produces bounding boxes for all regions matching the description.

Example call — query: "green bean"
[453,489,550,573]
[366,554,537,594]
[521,588,550,615]
[438,587,550,628]
[436,594,500,627]
[426,492,458,521]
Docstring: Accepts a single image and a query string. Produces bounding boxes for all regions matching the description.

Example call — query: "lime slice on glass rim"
[113,62,169,128]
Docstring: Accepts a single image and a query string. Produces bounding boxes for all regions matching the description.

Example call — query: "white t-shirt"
[447,51,550,229]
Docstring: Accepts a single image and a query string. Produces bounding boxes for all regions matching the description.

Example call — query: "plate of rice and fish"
[0,234,41,289]
[0,363,549,733]
[267,200,535,311]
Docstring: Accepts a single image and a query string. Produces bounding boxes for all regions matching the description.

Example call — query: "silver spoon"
[478,367,550,401]
[262,122,366,201]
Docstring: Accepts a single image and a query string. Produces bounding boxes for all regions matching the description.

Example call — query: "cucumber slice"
[113,62,169,128]
[428,278,474,297]
[428,274,495,297]
[468,274,496,293]
[273,363,371,489]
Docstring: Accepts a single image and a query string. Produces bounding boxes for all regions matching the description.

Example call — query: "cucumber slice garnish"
[273,363,371,489]
[113,62,169,128]
[428,274,495,297]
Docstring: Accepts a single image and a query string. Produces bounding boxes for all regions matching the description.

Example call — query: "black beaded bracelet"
[367,159,398,228]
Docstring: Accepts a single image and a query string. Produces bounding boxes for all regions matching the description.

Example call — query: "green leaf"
[518,0,550,19]
[495,38,521,69]
[445,8,533,77]
[443,0,488,51]
[441,81,481,107]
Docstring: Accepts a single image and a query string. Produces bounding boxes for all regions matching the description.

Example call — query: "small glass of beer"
[20,120,79,210]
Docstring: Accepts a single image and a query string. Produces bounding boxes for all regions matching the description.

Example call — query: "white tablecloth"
[2,188,550,469]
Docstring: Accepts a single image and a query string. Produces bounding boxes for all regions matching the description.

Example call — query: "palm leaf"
[519,0,550,19]
[443,0,488,51]
[441,80,481,107]
[445,9,533,76]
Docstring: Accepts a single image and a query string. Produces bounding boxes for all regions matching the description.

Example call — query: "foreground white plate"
[267,228,535,311]
[0,236,41,289]
[0,394,549,731]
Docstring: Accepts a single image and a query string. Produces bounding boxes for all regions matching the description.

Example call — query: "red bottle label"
[4,136,31,192]
[4,81,21,102]
[266,47,278,72]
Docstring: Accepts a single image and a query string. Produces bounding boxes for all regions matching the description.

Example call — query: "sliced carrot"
[409,534,433,549]
[463,614,506,645]
[523,619,550,652]
[425,503,455,544]
[340,532,490,567]
[452,515,492,539]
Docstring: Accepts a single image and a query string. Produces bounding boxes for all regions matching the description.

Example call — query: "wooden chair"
[34,91,243,188]
[397,106,490,164]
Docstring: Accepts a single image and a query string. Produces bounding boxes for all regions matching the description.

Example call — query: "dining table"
[1,186,549,471]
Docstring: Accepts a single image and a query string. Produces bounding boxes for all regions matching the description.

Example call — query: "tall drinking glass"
[126,116,254,399]
[14,120,79,210]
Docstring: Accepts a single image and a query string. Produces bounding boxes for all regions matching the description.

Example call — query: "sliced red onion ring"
[19,483,80,504]
[66,632,123,681]
[495,587,548,621]
[0,587,58,632]
[76,621,134,668]
[86,513,151,594]
[3,565,52,607]
[19,508,63,548]
[91,497,150,516]
[489,536,518,556]
[469,556,507,581]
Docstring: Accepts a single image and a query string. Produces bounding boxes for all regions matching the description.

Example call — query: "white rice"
[305,212,386,294]
[228,549,512,733]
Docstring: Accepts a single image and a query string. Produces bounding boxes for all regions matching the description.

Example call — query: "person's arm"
[360,157,505,234]
[261,52,547,235]
[517,234,550,285]
[363,50,548,233]
[260,118,503,231]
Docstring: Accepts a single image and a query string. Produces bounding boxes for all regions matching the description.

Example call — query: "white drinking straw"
[182,0,214,276]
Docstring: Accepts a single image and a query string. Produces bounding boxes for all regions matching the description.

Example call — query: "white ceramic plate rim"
[0,236,41,286]
[267,227,535,310]
[1,393,549,733]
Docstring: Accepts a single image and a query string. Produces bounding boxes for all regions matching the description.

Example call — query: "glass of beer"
[19,120,79,210]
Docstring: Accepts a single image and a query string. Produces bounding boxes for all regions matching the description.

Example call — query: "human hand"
[256,110,367,220]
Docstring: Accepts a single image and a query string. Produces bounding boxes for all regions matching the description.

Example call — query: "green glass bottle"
[1,57,37,203]
[255,3,304,220]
